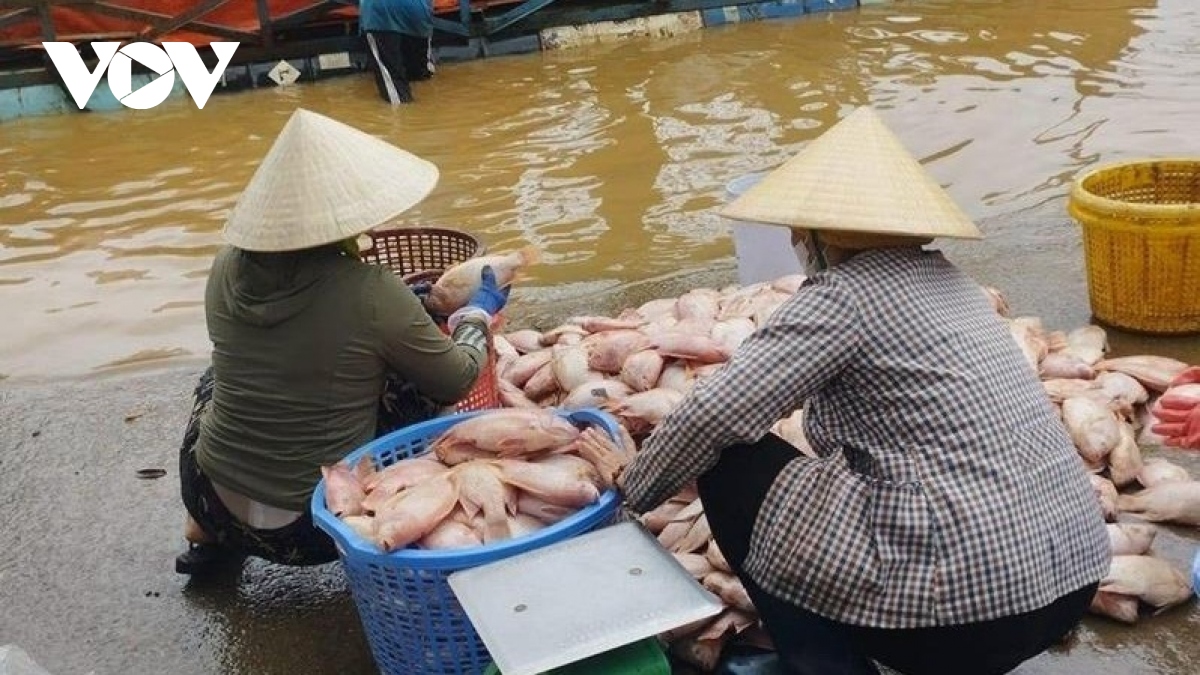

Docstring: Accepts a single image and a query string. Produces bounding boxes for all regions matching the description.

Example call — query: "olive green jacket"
[195,245,486,511]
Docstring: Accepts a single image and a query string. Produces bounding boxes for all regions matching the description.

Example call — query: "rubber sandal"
[175,541,231,575]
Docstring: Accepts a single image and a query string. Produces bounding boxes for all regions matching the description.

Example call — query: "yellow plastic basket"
[1067,158,1200,335]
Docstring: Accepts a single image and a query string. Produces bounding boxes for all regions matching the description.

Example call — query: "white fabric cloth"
[212,481,302,530]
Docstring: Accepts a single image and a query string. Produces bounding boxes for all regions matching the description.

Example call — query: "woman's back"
[196,245,397,511]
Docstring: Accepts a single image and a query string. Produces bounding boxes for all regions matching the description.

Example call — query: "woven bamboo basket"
[1067,159,1200,334]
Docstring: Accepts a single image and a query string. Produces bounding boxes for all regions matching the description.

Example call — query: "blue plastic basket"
[311,408,623,675]
[1193,548,1200,601]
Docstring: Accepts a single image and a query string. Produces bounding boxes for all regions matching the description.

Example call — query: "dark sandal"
[175,541,234,575]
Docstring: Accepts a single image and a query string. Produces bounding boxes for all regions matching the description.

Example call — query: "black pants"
[365,30,432,104]
[179,367,440,566]
[697,434,1099,675]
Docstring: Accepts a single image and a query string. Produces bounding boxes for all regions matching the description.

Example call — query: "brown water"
[2,0,1200,382]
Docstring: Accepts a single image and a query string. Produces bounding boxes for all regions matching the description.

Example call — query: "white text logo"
[42,41,239,110]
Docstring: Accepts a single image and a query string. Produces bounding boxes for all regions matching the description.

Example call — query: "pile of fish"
[639,488,774,670]
[1001,313,1199,622]
[320,409,630,552]
[485,275,1198,668]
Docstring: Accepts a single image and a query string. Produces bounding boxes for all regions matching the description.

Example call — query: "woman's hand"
[575,426,634,491]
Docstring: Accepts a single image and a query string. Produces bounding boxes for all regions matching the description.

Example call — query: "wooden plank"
[141,0,237,41]
[255,0,274,47]
[35,0,55,41]
[84,2,258,42]
[5,1,95,7]
[0,9,33,32]
[271,1,341,32]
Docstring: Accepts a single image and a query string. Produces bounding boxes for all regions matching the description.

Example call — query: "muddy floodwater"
[1,0,1199,674]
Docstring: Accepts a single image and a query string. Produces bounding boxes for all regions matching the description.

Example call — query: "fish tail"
[1115,493,1141,512]
[516,245,541,267]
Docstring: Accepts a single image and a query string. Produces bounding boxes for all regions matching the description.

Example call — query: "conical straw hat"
[222,108,439,252]
[720,107,982,241]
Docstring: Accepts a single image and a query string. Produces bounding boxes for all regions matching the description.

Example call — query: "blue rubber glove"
[467,266,510,316]
[409,280,433,302]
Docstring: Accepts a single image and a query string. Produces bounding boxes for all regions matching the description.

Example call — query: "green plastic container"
[483,638,670,675]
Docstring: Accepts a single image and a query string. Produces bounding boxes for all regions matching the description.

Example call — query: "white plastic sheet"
[725,174,804,286]
[0,646,53,675]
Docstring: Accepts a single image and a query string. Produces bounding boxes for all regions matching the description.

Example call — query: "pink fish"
[503,329,545,354]
[1106,523,1156,556]
[322,463,366,517]
[1095,355,1190,392]
[706,541,732,573]
[342,515,377,543]
[771,274,807,295]
[710,318,756,354]
[539,324,589,346]
[1137,458,1190,488]
[506,513,546,539]
[636,298,679,321]
[430,409,581,458]
[498,378,540,409]
[1065,326,1108,365]
[503,350,553,388]
[648,333,731,364]
[1089,590,1139,624]
[674,552,716,579]
[425,246,540,315]
[980,286,1011,316]
[1043,378,1101,403]
[561,379,633,410]
[569,315,645,333]
[620,350,666,392]
[1089,475,1118,522]
[551,342,598,392]
[375,474,461,551]
[702,572,756,613]
[493,459,600,508]
[640,501,687,534]
[1039,352,1094,380]
[522,362,559,400]
[363,457,446,494]
[418,519,482,550]
[451,461,516,544]
[1096,372,1149,408]
[1107,422,1143,489]
[1063,397,1121,464]
[603,388,684,434]
[1116,481,1200,526]
[517,493,577,524]
[676,289,721,323]
[1100,555,1193,609]
[583,330,649,374]
[656,361,695,394]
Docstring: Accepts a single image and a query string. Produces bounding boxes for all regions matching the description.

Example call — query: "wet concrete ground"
[2,204,1199,675]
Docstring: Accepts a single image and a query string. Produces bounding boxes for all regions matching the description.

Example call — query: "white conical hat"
[721,107,982,241]
[222,109,439,252]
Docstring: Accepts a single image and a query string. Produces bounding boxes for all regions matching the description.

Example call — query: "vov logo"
[42,42,239,110]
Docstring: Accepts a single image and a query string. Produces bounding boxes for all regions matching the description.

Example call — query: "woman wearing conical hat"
[613,109,1111,673]
[174,109,508,574]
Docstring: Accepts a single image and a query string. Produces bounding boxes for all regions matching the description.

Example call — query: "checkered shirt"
[620,247,1111,628]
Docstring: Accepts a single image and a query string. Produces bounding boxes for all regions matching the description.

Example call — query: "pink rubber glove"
[1171,366,1200,387]
[1151,383,1200,449]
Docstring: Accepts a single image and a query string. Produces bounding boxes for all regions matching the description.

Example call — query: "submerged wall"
[0,0,885,122]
